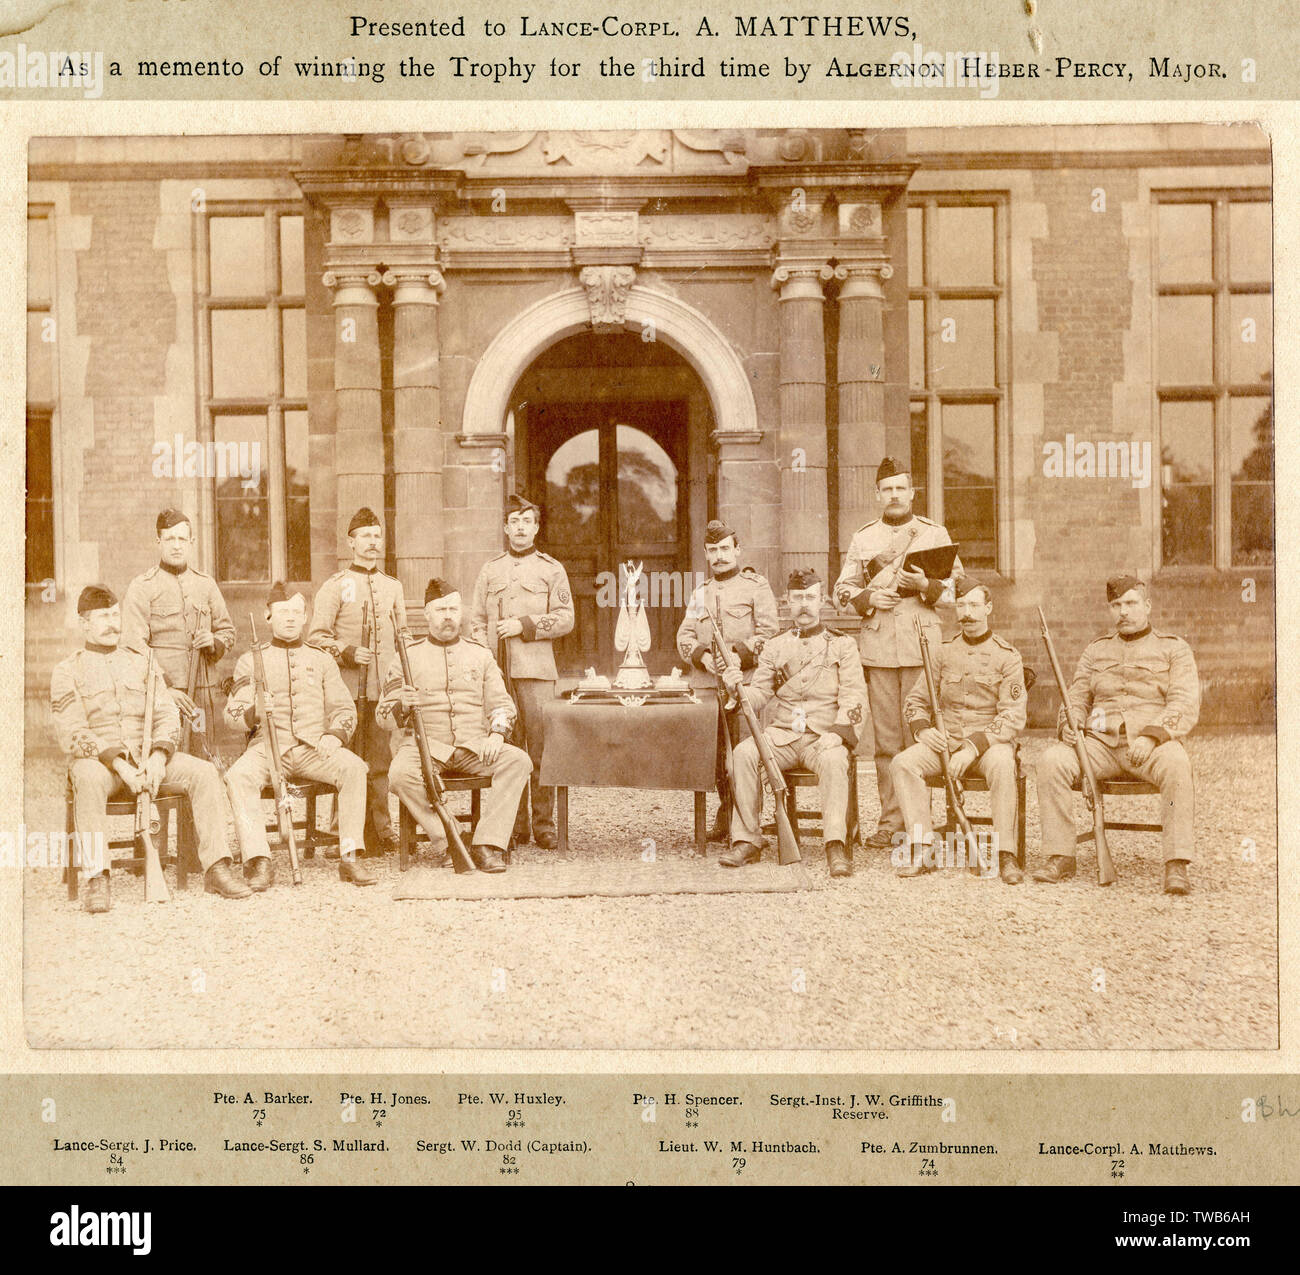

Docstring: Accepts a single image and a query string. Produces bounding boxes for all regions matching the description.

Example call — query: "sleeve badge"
[1010,682,1022,699]
[557,588,570,605]
[848,705,863,725]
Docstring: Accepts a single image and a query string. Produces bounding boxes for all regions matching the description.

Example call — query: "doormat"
[392,859,814,900]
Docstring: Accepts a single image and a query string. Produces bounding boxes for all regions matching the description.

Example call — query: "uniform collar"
[1119,625,1152,642]
[430,634,460,647]
[882,511,913,527]
[711,565,740,581]
[507,545,538,559]
[960,628,993,645]
[84,641,118,655]
[348,563,378,575]
[158,560,187,576]
[794,623,824,639]
[270,636,302,649]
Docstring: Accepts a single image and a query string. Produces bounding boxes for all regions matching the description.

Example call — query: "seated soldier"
[1034,573,1200,895]
[223,583,376,889]
[890,578,1028,883]
[52,585,250,912]
[720,568,869,877]
[378,577,532,874]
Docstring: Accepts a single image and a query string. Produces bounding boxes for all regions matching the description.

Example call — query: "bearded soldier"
[675,519,779,840]
[470,493,573,850]
[53,584,249,912]
[307,507,406,855]
[835,457,961,851]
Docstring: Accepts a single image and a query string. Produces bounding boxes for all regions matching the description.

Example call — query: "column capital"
[322,268,383,305]
[382,267,447,304]
[834,259,893,299]
[771,260,833,299]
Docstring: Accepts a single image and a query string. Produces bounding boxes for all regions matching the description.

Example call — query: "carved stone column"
[322,268,384,553]
[772,261,833,581]
[384,266,446,602]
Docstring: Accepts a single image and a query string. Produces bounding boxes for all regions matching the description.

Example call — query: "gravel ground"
[22,731,1276,1051]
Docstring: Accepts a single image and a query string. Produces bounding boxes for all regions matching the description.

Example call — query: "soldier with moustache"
[1034,574,1200,895]
[835,457,962,851]
[675,519,780,841]
[307,507,406,856]
[120,508,236,732]
[890,577,1028,884]
[224,583,377,889]
[380,577,532,874]
[470,494,573,850]
[52,585,250,912]
[720,568,869,878]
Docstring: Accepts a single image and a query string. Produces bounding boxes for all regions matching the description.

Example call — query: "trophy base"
[612,667,653,691]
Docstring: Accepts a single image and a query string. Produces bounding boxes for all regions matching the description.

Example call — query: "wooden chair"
[774,758,861,847]
[1074,777,1164,846]
[259,780,339,860]
[925,745,1028,868]
[397,774,497,870]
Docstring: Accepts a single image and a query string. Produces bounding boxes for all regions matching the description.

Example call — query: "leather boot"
[1164,859,1191,895]
[707,797,732,843]
[338,856,378,886]
[826,840,852,878]
[84,873,111,914]
[999,853,1024,885]
[469,844,507,873]
[719,842,761,868]
[533,827,557,851]
[244,856,274,892]
[864,827,896,851]
[1032,855,1077,884]
[205,859,253,899]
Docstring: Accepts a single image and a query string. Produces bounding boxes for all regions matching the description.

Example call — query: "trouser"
[1037,735,1194,863]
[511,678,555,840]
[714,703,741,818]
[69,753,230,876]
[866,665,919,834]
[353,698,394,842]
[389,739,532,853]
[891,740,1018,868]
[730,731,850,847]
[226,739,368,862]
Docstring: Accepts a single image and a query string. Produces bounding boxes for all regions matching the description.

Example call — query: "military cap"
[505,492,542,518]
[155,508,190,534]
[788,567,822,591]
[953,576,989,601]
[1105,572,1146,602]
[704,519,738,545]
[266,581,302,608]
[77,584,117,615]
[424,576,458,604]
[347,506,382,535]
[876,456,907,484]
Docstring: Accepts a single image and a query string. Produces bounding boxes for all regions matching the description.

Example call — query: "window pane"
[933,300,995,388]
[909,400,928,518]
[27,312,54,404]
[908,299,925,389]
[942,402,995,568]
[1228,293,1272,385]
[1158,295,1213,385]
[933,206,994,286]
[214,414,270,581]
[1230,396,1272,566]
[907,206,924,285]
[544,429,601,548]
[279,215,305,294]
[1160,400,1213,565]
[615,425,676,543]
[281,308,306,398]
[285,409,312,581]
[1157,203,1212,284]
[211,309,271,398]
[209,216,265,296]
[1229,202,1271,283]
[27,215,52,306]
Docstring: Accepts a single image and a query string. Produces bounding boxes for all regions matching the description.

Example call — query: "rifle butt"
[139,805,170,904]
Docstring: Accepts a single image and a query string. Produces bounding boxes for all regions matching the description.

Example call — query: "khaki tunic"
[120,565,236,690]
[470,551,574,682]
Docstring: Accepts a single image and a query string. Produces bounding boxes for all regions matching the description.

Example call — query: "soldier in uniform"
[470,494,573,850]
[890,578,1028,883]
[120,508,236,738]
[675,519,780,841]
[381,577,532,874]
[307,507,406,855]
[224,584,376,889]
[53,585,250,912]
[720,569,869,877]
[835,456,962,851]
[1034,574,1200,895]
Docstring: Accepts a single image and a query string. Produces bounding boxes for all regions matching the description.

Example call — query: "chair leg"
[304,790,317,858]
[847,763,860,847]
[398,804,411,872]
[65,792,78,901]
[1016,775,1026,869]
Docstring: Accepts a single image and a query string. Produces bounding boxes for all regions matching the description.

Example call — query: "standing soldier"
[53,585,250,912]
[835,457,962,851]
[307,507,406,856]
[470,493,573,850]
[121,508,236,751]
[675,519,779,840]
[720,569,869,877]
[381,578,533,874]
[224,584,376,889]
[1034,574,1200,895]
[890,578,1028,883]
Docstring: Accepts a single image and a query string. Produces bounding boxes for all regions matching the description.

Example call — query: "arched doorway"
[510,332,714,674]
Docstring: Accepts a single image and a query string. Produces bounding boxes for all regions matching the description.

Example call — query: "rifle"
[914,619,981,871]
[1037,607,1116,887]
[137,649,170,903]
[489,597,524,748]
[703,599,801,866]
[249,616,302,886]
[394,626,477,875]
[357,600,373,702]
[181,642,202,754]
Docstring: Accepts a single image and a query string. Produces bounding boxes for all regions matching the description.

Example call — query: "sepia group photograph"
[20,121,1276,1053]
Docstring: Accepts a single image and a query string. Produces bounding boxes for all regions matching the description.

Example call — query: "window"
[27,207,55,585]
[907,198,1005,569]
[1155,194,1272,567]
[198,204,309,583]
